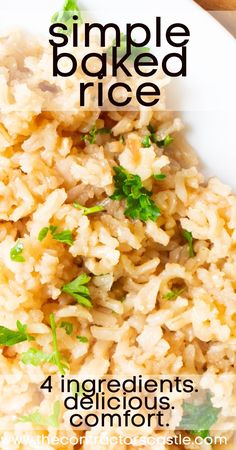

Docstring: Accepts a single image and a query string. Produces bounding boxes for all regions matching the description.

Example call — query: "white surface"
[0,0,236,189]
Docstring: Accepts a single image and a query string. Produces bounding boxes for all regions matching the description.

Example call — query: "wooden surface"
[195,0,236,36]
[195,0,236,9]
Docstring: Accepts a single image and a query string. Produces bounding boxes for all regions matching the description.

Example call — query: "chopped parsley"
[97,127,112,135]
[180,393,221,438]
[147,124,158,144]
[153,173,166,180]
[62,273,92,308]
[142,135,151,148]
[73,203,105,215]
[60,321,73,336]
[119,135,125,145]
[164,288,185,301]
[50,313,69,374]
[76,335,89,343]
[19,400,61,428]
[182,230,196,258]
[21,348,53,366]
[38,227,49,241]
[147,125,173,148]
[51,0,83,36]
[10,241,25,262]
[107,33,150,61]
[48,229,73,245]
[82,125,111,144]
[110,166,161,222]
[0,321,35,346]
[38,225,74,245]
[157,135,174,148]
[21,314,68,375]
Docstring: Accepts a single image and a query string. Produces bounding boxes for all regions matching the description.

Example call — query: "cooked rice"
[0,30,235,450]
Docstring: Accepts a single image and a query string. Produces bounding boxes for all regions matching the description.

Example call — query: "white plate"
[1,0,236,189]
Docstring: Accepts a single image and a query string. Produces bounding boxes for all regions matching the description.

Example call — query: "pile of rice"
[0,31,236,450]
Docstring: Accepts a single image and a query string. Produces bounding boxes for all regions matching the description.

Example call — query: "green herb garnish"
[110,166,161,222]
[153,173,166,180]
[0,321,35,347]
[10,241,25,262]
[107,33,150,61]
[157,135,174,148]
[142,135,151,148]
[51,230,74,245]
[82,125,111,144]
[21,315,68,374]
[38,225,74,245]
[19,400,61,428]
[147,124,157,144]
[73,203,105,215]
[180,393,221,438]
[164,288,185,301]
[62,274,92,308]
[76,335,89,343]
[50,313,69,375]
[60,321,73,336]
[147,125,173,148]
[38,227,49,241]
[97,127,112,134]
[51,0,82,36]
[21,348,54,366]
[182,230,196,258]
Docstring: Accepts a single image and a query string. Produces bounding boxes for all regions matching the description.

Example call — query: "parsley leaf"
[147,124,158,144]
[10,241,25,262]
[38,227,49,241]
[164,288,185,301]
[157,135,174,148]
[0,321,35,346]
[82,125,111,144]
[147,125,173,148]
[81,125,98,144]
[180,393,221,438]
[21,316,68,374]
[153,173,166,180]
[21,348,53,366]
[107,33,150,61]
[76,335,89,343]
[119,135,125,145]
[60,321,73,336]
[73,203,105,215]
[51,0,83,36]
[62,274,92,308]
[182,230,196,258]
[97,127,112,135]
[142,135,151,148]
[19,400,61,428]
[110,166,161,222]
[38,225,74,245]
[51,230,74,245]
[50,313,69,375]
[147,124,156,134]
